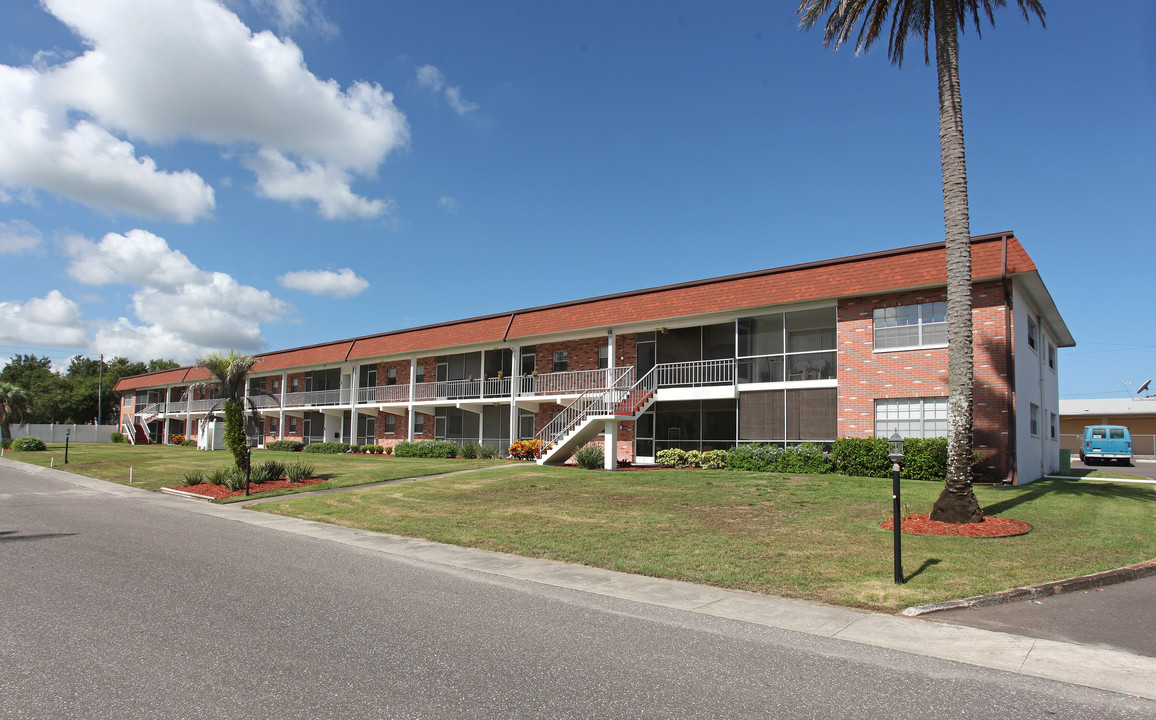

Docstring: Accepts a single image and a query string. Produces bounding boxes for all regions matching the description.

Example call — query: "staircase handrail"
[122,422,136,445]
[535,366,654,459]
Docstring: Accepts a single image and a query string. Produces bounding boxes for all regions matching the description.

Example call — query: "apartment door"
[635,411,655,465]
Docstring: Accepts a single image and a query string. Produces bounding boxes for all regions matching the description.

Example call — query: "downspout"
[1002,235,1017,485]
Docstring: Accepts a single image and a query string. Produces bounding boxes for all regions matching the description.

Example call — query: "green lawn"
[255,465,1156,612]
[1,443,505,495]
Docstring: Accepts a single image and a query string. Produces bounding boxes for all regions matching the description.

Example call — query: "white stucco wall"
[1013,282,1062,482]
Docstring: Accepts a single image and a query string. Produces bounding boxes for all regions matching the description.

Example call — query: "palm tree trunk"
[930,0,983,524]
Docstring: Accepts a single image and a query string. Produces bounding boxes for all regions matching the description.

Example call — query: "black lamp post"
[64,428,71,465]
[888,431,905,584]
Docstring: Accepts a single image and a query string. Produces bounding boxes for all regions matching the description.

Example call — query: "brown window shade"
[739,390,784,441]
[786,388,837,441]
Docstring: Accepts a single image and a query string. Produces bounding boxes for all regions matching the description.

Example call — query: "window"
[387,368,397,385]
[291,378,299,393]
[737,308,836,383]
[359,365,377,389]
[1029,403,1040,436]
[272,379,280,393]
[1027,317,1038,352]
[270,418,278,432]
[518,410,536,440]
[1047,343,1056,371]
[552,350,569,373]
[289,417,298,433]
[874,397,948,439]
[598,346,609,369]
[873,302,946,350]
[385,415,395,434]
[1050,412,1058,440]
[413,413,424,433]
[521,347,536,375]
[415,365,425,384]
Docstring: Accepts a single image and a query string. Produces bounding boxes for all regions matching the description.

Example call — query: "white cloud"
[438,196,459,214]
[61,228,291,362]
[0,291,89,347]
[416,64,445,92]
[0,219,43,254]
[244,148,388,219]
[0,0,407,221]
[416,63,478,116]
[250,0,337,36]
[278,268,369,298]
[0,66,215,222]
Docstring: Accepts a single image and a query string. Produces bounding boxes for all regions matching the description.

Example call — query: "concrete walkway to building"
[4,457,1155,702]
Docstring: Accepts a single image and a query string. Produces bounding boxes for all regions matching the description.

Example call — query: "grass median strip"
[3,443,505,496]
[255,465,1156,612]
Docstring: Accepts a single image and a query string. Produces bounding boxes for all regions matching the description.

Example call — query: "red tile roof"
[116,233,1034,389]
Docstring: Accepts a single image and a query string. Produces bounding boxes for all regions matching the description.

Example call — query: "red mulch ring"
[881,513,1032,538]
[167,477,326,499]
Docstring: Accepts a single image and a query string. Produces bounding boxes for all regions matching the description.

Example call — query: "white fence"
[8,423,120,444]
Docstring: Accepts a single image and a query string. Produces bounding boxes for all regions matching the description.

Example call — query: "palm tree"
[191,350,268,472]
[798,0,1045,523]
[0,381,33,446]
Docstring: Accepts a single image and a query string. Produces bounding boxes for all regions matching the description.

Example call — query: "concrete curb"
[158,486,215,501]
[902,557,1156,616]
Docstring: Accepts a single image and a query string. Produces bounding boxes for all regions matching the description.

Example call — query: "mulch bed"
[167,477,326,499]
[881,513,1032,538]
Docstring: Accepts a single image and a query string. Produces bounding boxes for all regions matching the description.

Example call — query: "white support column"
[278,372,287,440]
[408,357,417,441]
[508,344,520,448]
[603,419,618,470]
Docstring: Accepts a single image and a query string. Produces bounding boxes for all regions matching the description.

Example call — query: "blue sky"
[0,0,1152,400]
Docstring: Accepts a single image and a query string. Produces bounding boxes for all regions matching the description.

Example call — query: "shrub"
[252,460,285,483]
[573,443,604,470]
[1,438,10,450]
[460,441,483,459]
[508,439,541,460]
[205,468,229,486]
[169,434,185,445]
[12,436,46,451]
[304,442,351,454]
[700,449,726,469]
[110,432,126,444]
[476,444,499,459]
[685,449,702,468]
[348,444,361,454]
[395,440,461,458]
[830,437,891,478]
[285,460,315,483]
[361,444,383,455]
[266,440,304,452]
[900,437,949,482]
[181,439,197,447]
[220,467,246,492]
[656,448,688,468]
[180,470,205,486]
[724,443,834,474]
[383,444,393,455]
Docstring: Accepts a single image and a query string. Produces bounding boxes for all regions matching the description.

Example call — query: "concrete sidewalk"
[7,457,1155,703]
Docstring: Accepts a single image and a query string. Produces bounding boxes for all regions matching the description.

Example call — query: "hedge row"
[717,437,950,481]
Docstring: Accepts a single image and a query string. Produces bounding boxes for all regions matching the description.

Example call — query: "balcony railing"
[655,359,734,387]
[283,389,350,408]
[521,368,622,396]
[357,384,410,404]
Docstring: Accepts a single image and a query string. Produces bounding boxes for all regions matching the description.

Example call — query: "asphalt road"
[2,463,1153,719]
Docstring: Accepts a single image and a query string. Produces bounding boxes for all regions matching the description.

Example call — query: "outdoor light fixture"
[64,428,71,465]
[889,431,904,584]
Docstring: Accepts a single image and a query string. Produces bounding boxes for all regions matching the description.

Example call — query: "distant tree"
[0,355,65,424]
[0,381,33,444]
[797,0,1045,523]
[147,359,180,373]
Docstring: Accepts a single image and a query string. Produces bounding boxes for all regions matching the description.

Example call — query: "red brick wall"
[533,337,608,374]
[837,281,1011,480]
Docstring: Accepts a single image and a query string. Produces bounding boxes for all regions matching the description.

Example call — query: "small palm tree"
[798,0,1045,524]
[0,381,33,445]
[191,351,274,472]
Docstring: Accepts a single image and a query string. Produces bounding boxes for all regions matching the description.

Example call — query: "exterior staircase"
[537,367,657,465]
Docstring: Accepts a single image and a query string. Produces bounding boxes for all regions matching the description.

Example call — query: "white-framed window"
[1027,317,1038,352]
[874,397,948,438]
[413,413,424,433]
[385,415,395,434]
[415,365,425,384]
[387,367,397,385]
[289,417,298,433]
[598,346,609,369]
[873,302,947,350]
[1029,403,1040,436]
[552,350,569,373]
[1050,412,1058,440]
[1047,343,1056,371]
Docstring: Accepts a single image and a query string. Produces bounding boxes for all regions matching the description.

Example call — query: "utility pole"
[97,354,104,426]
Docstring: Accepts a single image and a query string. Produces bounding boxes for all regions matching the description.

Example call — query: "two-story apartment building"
[115,232,1073,483]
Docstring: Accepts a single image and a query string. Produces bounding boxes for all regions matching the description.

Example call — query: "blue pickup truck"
[1079,425,1133,466]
